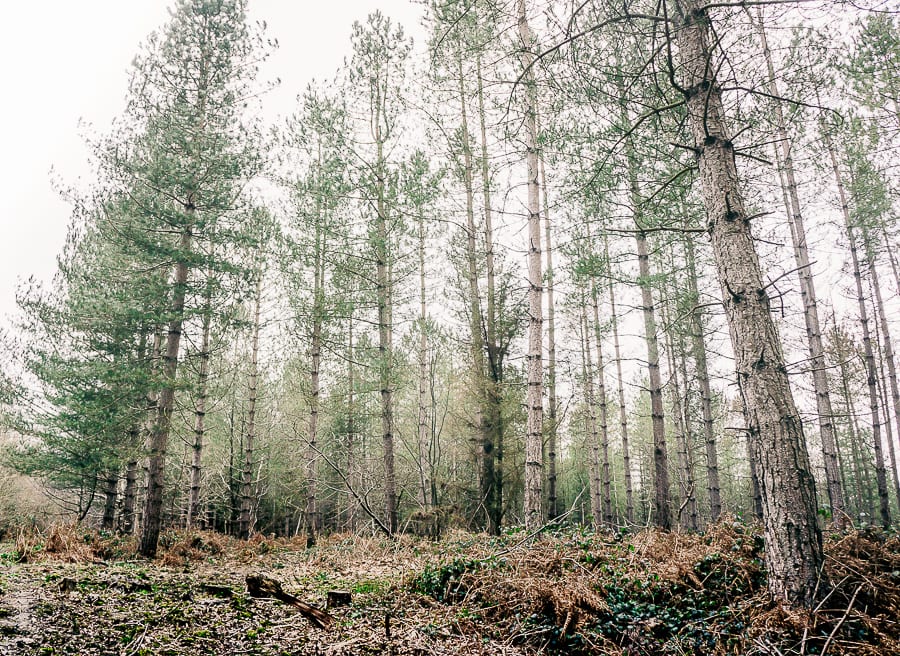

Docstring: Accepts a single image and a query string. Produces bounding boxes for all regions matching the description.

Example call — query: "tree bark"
[139,227,192,558]
[518,0,543,531]
[476,48,504,535]
[187,285,212,530]
[540,148,559,521]
[822,126,891,528]
[755,13,846,526]
[684,237,722,521]
[868,267,900,510]
[605,235,635,524]
[238,272,263,540]
[674,0,823,606]
[101,471,118,531]
[590,284,613,527]
[580,304,603,528]
[635,227,670,530]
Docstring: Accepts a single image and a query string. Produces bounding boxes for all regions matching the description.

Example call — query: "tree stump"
[327,590,351,609]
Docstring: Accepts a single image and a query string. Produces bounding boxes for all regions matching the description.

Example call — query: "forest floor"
[0,520,898,656]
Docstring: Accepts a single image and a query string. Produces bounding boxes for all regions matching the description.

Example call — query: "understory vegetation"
[1,521,898,655]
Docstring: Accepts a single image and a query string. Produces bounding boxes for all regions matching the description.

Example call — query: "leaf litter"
[0,519,897,655]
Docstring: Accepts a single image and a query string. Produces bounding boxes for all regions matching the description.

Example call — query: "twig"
[820,584,863,656]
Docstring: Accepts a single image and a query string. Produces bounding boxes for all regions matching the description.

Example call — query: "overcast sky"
[0,0,425,333]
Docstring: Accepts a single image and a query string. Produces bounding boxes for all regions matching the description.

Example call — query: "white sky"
[0,0,426,333]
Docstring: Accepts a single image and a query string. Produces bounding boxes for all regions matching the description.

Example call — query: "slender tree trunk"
[476,49,503,535]
[373,85,398,536]
[591,284,613,527]
[755,14,846,526]
[540,148,559,521]
[187,288,212,530]
[139,227,192,558]
[822,127,891,528]
[684,237,722,521]
[675,0,823,605]
[457,55,492,529]
[239,273,263,540]
[833,326,874,523]
[580,305,603,528]
[605,236,635,524]
[635,227,670,529]
[518,0,543,531]
[869,269,900,509]
[416,198,431,510]
[307,234,323,543]
[622,91,669,528]
[346,312,357,532]
[662,300,699,532]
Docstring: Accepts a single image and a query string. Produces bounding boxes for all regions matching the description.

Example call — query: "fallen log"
[245,574,333,629]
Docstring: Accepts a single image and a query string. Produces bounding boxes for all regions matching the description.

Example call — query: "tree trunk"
[139,227,192,558]
[755,14,846,527]
[457,54,491,529]
[868,268,900,510]
[580,305,603,528]
[101,471,118,531]
[635,227,670,530]
[476,49,503,535]
[541,148,559,521]
[119,458,139,535]
[833,325,875,523]
[239,272,263,540]
[307,231,323,542]
[675,0,823,606]
[606,235,635,524]
[822,126,891,528]
[187,287,212,530]
[416,199,431,510]
[518,0,543,531]
[662,300,699,532]
[684,237,722,521]
[373,79,398,536]
[590,284,613,527]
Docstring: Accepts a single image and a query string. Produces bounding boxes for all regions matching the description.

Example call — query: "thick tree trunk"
[101,471,118,531]
[239,273,263,540]
[139,227,192,558]
[675,1,823,606]
[518,0,543,531]
[684,238,722,521]
[119,458,139,535]
[755,15,846,527]
[606,236,635,524]
[822,127,891,528]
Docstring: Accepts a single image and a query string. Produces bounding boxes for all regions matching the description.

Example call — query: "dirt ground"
[1,523,898,655]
